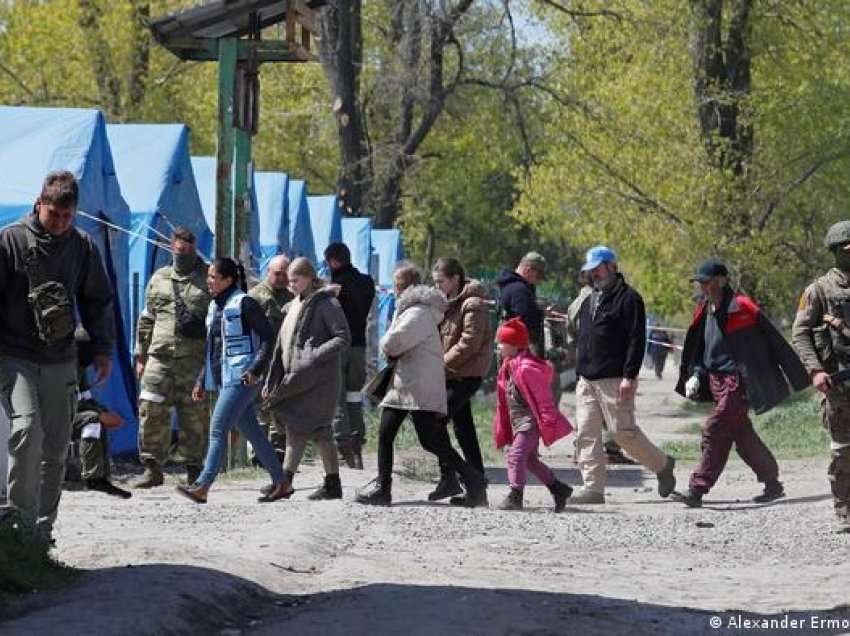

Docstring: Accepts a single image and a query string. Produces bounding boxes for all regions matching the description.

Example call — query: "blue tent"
[341,217,373,276]
[254,171,289,274]
[286,179,314,261]
[370,228,405,287]
[0,106,137,454]
[307,194,342,277]
[190,155,261,273]
[107,124,212,348]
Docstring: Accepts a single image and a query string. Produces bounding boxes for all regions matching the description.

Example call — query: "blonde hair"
[289,256,325,291]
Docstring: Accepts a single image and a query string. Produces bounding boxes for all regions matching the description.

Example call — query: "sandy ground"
[2,367,850,635]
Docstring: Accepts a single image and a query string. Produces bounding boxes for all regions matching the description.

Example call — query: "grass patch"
[663,389,830,461]
[0,515,78,599]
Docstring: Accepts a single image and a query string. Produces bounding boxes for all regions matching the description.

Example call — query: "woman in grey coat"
[263,257,351,500]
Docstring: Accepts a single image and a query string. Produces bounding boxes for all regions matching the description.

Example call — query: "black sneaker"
[85,478,132,499]
[753,481,785,504]
[671,489,703,508]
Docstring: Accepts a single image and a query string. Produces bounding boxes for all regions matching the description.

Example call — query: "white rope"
[648,338,683,351]
[76,210,173,253]
[136,218,171,243]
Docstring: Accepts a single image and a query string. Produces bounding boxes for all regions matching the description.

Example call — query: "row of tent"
[0,105,405,456]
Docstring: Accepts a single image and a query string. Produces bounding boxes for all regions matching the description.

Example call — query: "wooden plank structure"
[149,0,324,262]
[149,0,325,467]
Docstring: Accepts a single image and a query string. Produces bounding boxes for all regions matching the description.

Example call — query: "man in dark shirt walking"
[496,252,547,356]
[326,242,375,469]
[570,246,675,504]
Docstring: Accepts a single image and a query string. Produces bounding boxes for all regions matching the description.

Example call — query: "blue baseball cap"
[581,245,617,272]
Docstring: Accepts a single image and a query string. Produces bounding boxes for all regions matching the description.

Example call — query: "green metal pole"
[215,37,237,258]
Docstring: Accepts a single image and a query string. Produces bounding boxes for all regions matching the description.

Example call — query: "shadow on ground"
[249,583,850,636]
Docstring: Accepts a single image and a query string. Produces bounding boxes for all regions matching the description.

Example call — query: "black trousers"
[437,377,485,475]
[377,407,482,486]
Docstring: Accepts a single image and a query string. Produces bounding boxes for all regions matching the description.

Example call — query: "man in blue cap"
[569,245,676,504]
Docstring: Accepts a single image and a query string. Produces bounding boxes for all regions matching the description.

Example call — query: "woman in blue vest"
[176,257,289,503]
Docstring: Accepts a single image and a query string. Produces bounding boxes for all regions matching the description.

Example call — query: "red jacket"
[493,351,573,449]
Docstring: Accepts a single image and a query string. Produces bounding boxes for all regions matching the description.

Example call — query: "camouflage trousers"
[822,392,850,527]
[138,355,208,468]
[73,411,110,481]
[252,398,286,461]
[331,346,367,444]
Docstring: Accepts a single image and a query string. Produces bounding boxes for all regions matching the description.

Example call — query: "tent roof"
[341,217,372,276]
[286,179,314,260]
[255,171,289,248]
[107,123,211,250]
[307,194,341,269]
[371,228,404,287]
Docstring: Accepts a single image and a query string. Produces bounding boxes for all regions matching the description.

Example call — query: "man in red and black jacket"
[675,259,810,507]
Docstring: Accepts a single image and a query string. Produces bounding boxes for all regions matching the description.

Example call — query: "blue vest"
[205,291,260,389]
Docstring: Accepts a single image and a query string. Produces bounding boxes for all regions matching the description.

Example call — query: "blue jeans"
[196,384,284,487]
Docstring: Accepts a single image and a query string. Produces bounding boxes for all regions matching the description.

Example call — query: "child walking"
[493,318,574,511]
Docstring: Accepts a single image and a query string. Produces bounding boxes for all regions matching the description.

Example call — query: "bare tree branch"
[535,0,625,21]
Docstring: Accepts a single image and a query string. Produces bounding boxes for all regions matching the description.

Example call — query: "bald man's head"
[266,255,290,290]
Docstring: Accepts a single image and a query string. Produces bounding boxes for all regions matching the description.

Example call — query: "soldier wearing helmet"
[792,220,850,532]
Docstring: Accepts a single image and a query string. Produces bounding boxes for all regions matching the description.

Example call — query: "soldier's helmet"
[825,221,850,250]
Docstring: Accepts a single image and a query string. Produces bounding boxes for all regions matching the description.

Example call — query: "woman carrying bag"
[176,258,289,504]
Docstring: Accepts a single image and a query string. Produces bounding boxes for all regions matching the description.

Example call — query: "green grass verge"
[0,517,78,600]
[662,389,830,461]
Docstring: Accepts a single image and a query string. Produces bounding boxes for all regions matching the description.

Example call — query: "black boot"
[428,467,463,502]
[672,489,703,508]
[451,470,488,508]
[355,477,392,506]
[497,487,523,511]
[337,439,357,469]
[85,477,132,499]
[753,480,785,503]
[308,474,343,500]
[547,480,573,513]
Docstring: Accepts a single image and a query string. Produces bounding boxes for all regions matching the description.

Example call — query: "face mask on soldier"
[834,246,850,272]
[173,252,196,274]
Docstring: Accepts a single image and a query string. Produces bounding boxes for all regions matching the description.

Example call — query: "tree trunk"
[77,0,122,118]
[688,0,753,176]
[320,0,370,216]
[125,0,151,120]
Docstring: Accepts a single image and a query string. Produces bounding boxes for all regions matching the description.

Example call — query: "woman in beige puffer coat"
[355,263,488,508]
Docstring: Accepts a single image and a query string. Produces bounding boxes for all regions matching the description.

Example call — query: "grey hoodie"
[0,210,115,363]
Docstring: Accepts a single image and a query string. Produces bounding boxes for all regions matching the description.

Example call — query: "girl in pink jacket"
[493,318,574,511]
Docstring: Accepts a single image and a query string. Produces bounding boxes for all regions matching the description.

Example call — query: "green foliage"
[663,390,830,461]
[515,0,850,319]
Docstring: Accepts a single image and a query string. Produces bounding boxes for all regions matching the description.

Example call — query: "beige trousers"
[575,377,667,492]
[283,426,339,477]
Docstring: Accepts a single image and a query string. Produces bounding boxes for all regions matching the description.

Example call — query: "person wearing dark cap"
[570,245,676,504]
[496,252,547,356]
[675,258,809,507]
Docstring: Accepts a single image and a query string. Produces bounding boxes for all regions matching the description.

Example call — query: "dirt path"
[3,368,849,635]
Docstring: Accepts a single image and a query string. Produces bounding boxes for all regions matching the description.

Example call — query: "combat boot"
[497,488,524,511]
[451,470,488,508]
[547,480,573,513]
[428,469,463,502]
[308,474,343,500]
[85,478,132,499]
[567,487,604,505]
[134,461,163,489]
[656,456,676,498]
[355,477,392,506]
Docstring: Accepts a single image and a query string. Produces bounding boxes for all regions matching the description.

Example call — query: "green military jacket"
[135,259,210,361]
[792,268,850,376]
[248,279,293,334]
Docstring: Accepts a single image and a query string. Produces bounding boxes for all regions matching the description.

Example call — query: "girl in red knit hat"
[493,317,574,511]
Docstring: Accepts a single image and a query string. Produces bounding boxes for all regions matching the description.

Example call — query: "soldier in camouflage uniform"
[134,228,211,488]
[248,255,292,463]
[792,220,850,532]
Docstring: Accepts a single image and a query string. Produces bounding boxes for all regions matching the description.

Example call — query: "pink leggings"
[506,427,555,489]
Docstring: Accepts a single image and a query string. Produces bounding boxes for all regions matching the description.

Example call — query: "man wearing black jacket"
[0,171,115,544]
[496,252,546,356]
[570,246,675,504]
[326,242,375,469]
